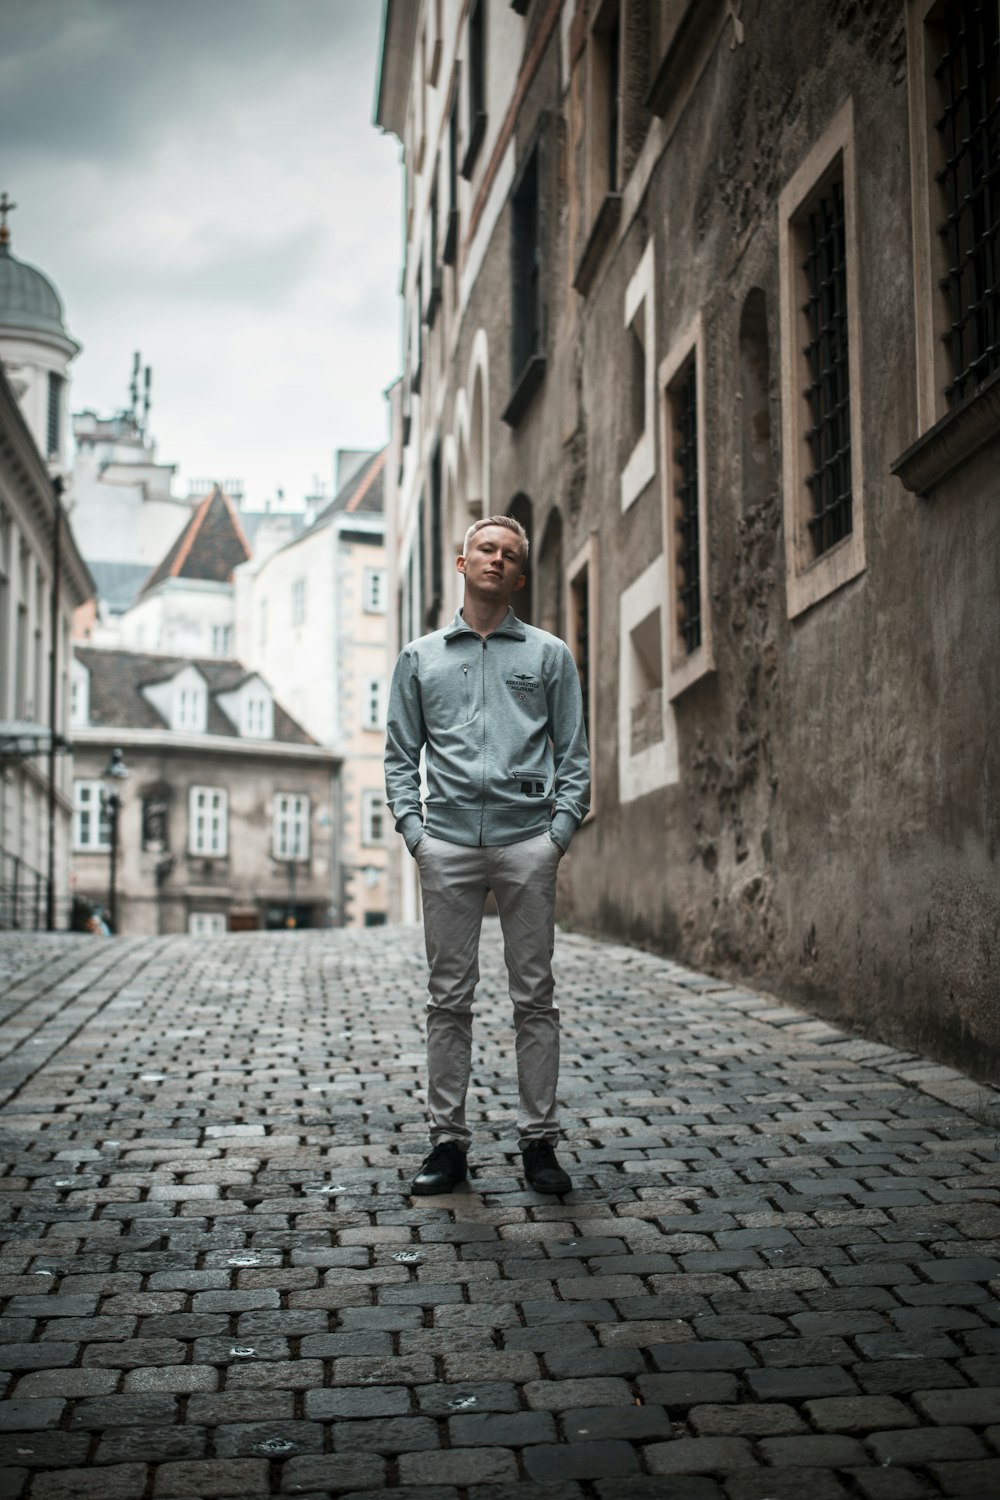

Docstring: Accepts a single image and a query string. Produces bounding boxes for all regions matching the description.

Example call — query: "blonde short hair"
[463,515,529,564]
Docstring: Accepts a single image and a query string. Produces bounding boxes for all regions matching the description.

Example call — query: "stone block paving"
[0,925,998,1499]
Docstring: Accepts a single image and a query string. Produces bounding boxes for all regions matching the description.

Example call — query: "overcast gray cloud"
[0,0,402,508]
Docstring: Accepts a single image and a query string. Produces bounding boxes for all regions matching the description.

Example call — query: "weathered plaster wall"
[409,0,999,1076]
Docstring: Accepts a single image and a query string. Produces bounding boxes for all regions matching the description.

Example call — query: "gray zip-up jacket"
[385,606,590,853]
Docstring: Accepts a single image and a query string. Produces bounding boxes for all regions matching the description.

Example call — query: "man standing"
[385,516,590,1196]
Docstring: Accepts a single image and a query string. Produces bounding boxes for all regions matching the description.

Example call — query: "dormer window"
[70,658,90,728]
[242,695,272,738]
[175,684,207,732]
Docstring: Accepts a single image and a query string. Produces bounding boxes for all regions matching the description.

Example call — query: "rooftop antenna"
[143,365,152,430]
[0,191,16,248]
[130,351,140,423]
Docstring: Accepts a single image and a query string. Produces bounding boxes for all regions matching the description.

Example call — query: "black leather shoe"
[411,1141,468,1196]
[522,1140,571,1194]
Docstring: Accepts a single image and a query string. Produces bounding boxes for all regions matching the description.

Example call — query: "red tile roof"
[141,485,252,595]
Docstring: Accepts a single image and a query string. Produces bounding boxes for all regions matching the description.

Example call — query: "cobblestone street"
[0,924,998,1500]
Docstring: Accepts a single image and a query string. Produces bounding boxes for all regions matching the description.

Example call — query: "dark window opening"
[444,85,460,264]
[364,911,388,926]
[427,445,443,628]
[463,0,487,177]
[512,148,541,379]
[801,174,852,558]
[427,177,442,325]
[47,373,63,459]
[606,10,621,193]
[672,356,701,655]
[932,0,1000,404]
[571,568,591,742]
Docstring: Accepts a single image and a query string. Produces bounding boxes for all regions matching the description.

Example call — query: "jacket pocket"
[511,769,548,798]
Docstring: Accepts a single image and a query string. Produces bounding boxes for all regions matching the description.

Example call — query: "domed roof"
[0,241,78,350]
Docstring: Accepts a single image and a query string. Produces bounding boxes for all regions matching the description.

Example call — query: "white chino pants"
[413,829,562,1150]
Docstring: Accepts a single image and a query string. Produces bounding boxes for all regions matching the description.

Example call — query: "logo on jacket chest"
[505,672,541,700]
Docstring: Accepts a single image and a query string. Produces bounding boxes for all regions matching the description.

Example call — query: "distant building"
[71,645,338,934]
[376,1,1000,1072]
[235,450,390,927]
[71,364,191,618]
[115,484,251,658]
[0,202,93,927]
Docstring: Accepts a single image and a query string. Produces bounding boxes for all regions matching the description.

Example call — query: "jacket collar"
[443,606,526,642]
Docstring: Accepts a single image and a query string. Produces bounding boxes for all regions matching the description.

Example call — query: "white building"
[71,369,191,616]
[115,485,251,659]
[235,449,390,926]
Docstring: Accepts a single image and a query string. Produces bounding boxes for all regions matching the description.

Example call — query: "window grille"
[801,177,852,558]
[672,357,702,654]
[934,0,1000,403]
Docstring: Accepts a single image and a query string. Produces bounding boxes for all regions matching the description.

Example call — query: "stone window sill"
[461,112,487,181]
[502,354,546,427]
[892,367,1000,497]
[573,193,622,296]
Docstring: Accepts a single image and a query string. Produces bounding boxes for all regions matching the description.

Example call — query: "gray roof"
[73,647,315,745]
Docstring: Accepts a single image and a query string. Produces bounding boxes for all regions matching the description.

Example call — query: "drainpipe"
[46,476,62,931]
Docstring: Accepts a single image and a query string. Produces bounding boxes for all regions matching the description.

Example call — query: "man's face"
[457,525,526,601]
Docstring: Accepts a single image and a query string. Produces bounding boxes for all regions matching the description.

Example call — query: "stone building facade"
[376,0,1000,1071]
[0,211,93,928]
[71,647,338,935]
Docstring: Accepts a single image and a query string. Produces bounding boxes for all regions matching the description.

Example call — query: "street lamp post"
[101,748,129,933]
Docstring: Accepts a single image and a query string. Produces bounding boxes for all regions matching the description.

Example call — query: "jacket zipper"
[480,639,487,845]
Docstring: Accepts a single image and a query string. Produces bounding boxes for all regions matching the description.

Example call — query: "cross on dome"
[0,192,17,247]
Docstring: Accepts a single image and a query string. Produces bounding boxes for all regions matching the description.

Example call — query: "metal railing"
[0,849,56,931]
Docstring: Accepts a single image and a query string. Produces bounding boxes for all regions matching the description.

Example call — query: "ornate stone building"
[0,200,93,927]
[376,0,999,1070]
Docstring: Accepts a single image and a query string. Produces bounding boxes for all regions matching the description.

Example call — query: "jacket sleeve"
[384,648,427,853]
[547,642,591,851]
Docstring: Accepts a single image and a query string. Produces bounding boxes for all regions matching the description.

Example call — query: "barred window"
[932,0,1000,404]
[778,98,865,617]
[801,176,852,559]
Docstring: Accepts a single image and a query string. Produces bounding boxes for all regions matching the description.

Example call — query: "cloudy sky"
[0,0,402,508]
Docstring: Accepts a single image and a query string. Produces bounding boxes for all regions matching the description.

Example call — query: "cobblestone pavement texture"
[0,926,998,1499]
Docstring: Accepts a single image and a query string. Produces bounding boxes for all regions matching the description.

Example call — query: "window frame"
[565,534,599,817]
[363,567,387,614]
[73,779,111,853]
[778,96,866,619]
[617,557,679,804]
[361,788,387,847]
[621,238,656,511]
[272,791,310,861]
[362,675,387,731]
[504,135,547,426]
[895,0,1000,496]
[188,785,229,858]
[462,0,488,179]
[659,313,714,697]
